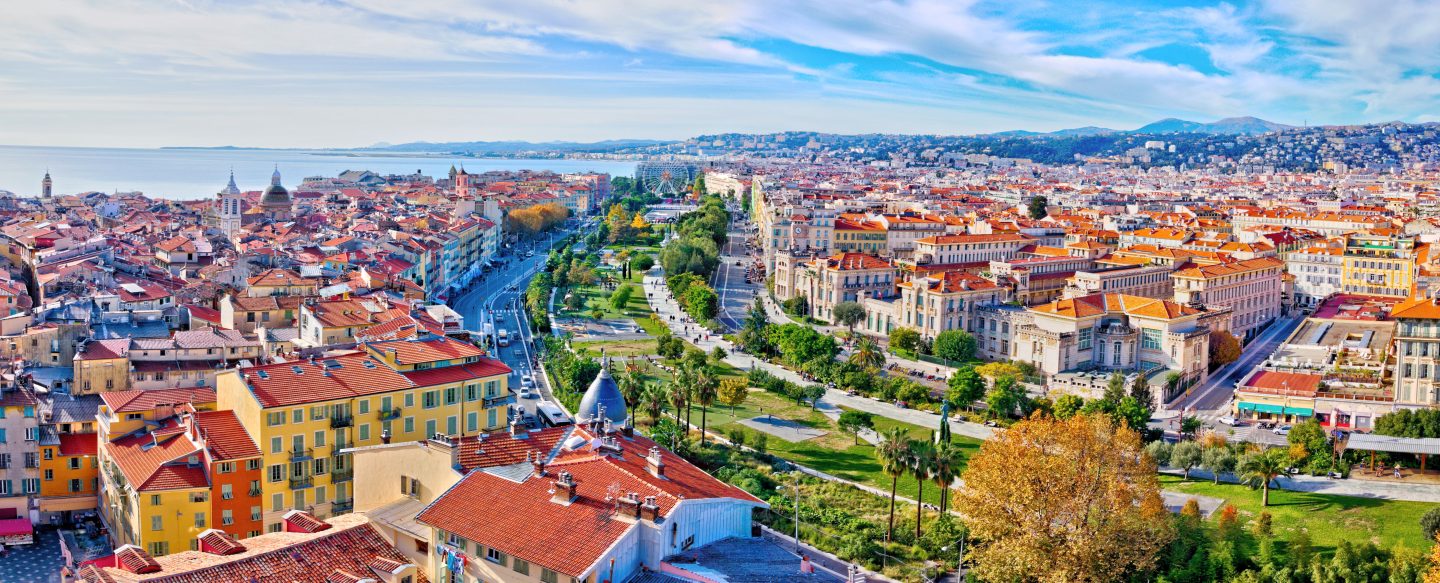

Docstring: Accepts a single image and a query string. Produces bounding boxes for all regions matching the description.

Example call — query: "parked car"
[1272,424,1292,436]
[1218,416,1241,426]
[521,374,534,387]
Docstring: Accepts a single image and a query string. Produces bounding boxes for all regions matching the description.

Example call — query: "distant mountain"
[991,130,1042,137]
[360,139,674,154]
[1132,116,1293,135]
[1049,126,1119,137]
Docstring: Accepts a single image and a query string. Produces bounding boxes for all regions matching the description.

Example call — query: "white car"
[1218,416,1241,426]
[1272,424,1292,436]
[518,388,538,399]
[520,374,534,387]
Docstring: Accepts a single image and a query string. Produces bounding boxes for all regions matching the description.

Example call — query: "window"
[414,537,428,554]
[310,406,326,420]
[465,385,479,402]
[423,391,439,409]
[1078,328,1093,350]
[315,485,327,504]
[269,464,284,483]
[358,424,370,441]
[151,515,163,531]
[247,459,262,471]
[292,409,303,424]
[68,457,80,470]
[513,558,531,575]
[222,509,234,526]
[272,493,284,512]
[69,479,82,493]
[152,494,162,505]
[1141,328,1162,350]
[194,512,206,528]
[358,399,370,414]
[404,417,414,434]
[541,568,559,583]
[486,547,507,565]
[148,542,169,557]
[251,506,262,521]
[43,448,52,460]
[24,427,37,441]
[266,411,285,426]
[312,457,328,476]
[271,437,282,454]
[404,393,415,408]
[425,419,436,438]
[43,469,53,481]
[222,484,233,500]
[218,462,234,474]
[314,431,326,448]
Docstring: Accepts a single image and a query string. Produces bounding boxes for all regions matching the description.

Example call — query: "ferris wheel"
[636,161,694,195]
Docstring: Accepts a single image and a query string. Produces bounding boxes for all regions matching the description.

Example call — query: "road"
[710,203,759,331]
[448,226,574,420]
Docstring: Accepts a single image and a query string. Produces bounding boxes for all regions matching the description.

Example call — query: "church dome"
[261,167,291,207]
[577,367,627,425]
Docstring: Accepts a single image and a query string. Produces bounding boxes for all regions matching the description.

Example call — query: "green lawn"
[556,280,652,320]
[573,339,659,357]
[1158,475,1432,554]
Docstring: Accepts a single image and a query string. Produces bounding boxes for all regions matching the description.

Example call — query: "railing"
[377,408,402,421]
[331,467,353,483]
[288,476,313,490]
[329,415,353,429]
[483,394,516,408]
[288,448,313,462]
[331,499,353,514]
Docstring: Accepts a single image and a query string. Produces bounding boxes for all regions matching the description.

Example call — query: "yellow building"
[216,334,512,533]
[74,339,132,396]
[1340,233,1418,298]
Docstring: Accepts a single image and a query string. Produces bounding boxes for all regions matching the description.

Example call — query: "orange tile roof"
[1172,256,1284,279]
[1391,296,1440,320]
[366,335,485,365]
[1031,293,1201,320]
[239,353,414,408]
[105,422,208,491]
[1241,370,1322,395]
[100,388,217,413]
[191,410,260,461]
[417,426,762,578]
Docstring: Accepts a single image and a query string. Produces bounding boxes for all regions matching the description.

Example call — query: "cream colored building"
[1172,256,1284,342]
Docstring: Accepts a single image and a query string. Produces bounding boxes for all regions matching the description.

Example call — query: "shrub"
[1421,507,1440,542]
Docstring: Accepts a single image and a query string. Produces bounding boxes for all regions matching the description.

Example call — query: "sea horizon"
[0,144,637,201]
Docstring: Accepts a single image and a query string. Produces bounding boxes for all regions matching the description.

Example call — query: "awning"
[1238,402,1284,414]
[1283,407,1314,417]
[0,517,33,543]
[40,495,97,512]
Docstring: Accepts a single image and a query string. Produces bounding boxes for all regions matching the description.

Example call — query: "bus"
[497,328,510,347]
[535,401,572,427]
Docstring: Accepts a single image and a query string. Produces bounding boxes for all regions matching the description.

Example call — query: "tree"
[1210,329,1242,370]
[888,327,921,353]
[693,370,718,444]
[848,336,886,371]
[1053,393,1084,420]
[837,410,875,445]
[1104,371,1127,404]
[1171,441,1203,479]
[985,375,1022,419]
[683,284,719,321]
[1114,396,1151,432]
[1128,371,1153,410]
[609,284,636,312]
[802,384,827,410]
[947,367,986,411]
[1202,446,1237,485]
[832,301,866,336]
[974,361,1023,382]
[909,440,936,539]
[955,414,1171,583]
[630,254,655,272]
[931,440,962,514]
[1287,418,1329,465]
[716,379,748,415]
[932,330,978,362]
[875,427,913,544]
[1027,195,1049,220]
[1238,448,1289,507]
[1144,441,1173,467]
[640,383,666,425]
[709,346,727,364]
[1180,415,1203,437]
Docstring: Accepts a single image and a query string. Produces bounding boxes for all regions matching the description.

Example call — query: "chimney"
[645,446,665,479]
[617,492,642,520]
[530,451,546,477]
[428,434,460,470]
[641,495,661,522]
[551,471,577,505]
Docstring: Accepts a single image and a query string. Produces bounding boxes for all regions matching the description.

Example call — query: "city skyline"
[4,0,1440,148]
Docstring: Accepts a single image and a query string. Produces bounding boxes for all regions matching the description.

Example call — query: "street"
[712,204,759,331]
[447,227,573,420]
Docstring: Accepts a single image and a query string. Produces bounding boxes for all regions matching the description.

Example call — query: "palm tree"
[617,369,645,409]
[875,427,913,544]
[693,368,718,444]
[640,383,666,426]
[848,337,886,371]
[910,440,936,539]
[669,369,691,434]
[1238,448,1289,507]
[930,440,961,514]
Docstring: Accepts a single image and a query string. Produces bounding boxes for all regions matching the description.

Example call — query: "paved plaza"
[740,416,829,442]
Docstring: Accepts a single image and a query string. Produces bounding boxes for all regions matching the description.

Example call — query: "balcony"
[331,467,353,483]
[329,415,353,429]
[331,499,354,514]
[288,448,314,462]
[377,408,402,421]
[483,394,516,408]
[288,476,313,490]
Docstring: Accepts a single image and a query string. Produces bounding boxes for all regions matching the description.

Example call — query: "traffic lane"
[1186,315,1303,412]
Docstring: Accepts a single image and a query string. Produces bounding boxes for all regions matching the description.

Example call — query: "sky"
[3,0,1440,148]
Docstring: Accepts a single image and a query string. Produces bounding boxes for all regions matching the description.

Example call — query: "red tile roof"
[366,335,485,365]
[417,426,762,578]
[191,410,260,461]
[239,353,414,408]
[105,422,208,491]
[100,388,217,413]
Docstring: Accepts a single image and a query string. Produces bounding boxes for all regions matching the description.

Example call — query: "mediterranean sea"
[0,145,638,200]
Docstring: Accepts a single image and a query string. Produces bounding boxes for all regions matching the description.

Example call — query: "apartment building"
[1062,264,1175,300]
[1340,233,1418,298]
[1392,295,1440,409]
[74,329,264,394]
[37,395,101,525]
[887,271,1009,339]
[832,216,887,254]
[0,384,40,522]
[1172,256,1285,342]
[910,234,1034,266]
[1286,245,1344,309]
[788,253,897,321]
[215,335,511,533]
[1012,293,1223,404]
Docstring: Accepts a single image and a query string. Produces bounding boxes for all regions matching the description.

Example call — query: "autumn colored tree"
[974,361,1024,382]
[1210,329,1243,370]
[954,414,1172,582]
[716,379,748,414]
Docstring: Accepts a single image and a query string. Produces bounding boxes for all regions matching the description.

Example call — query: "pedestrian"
[801,554,814,575]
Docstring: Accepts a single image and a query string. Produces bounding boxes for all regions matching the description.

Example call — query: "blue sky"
[3,0,1438,148]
